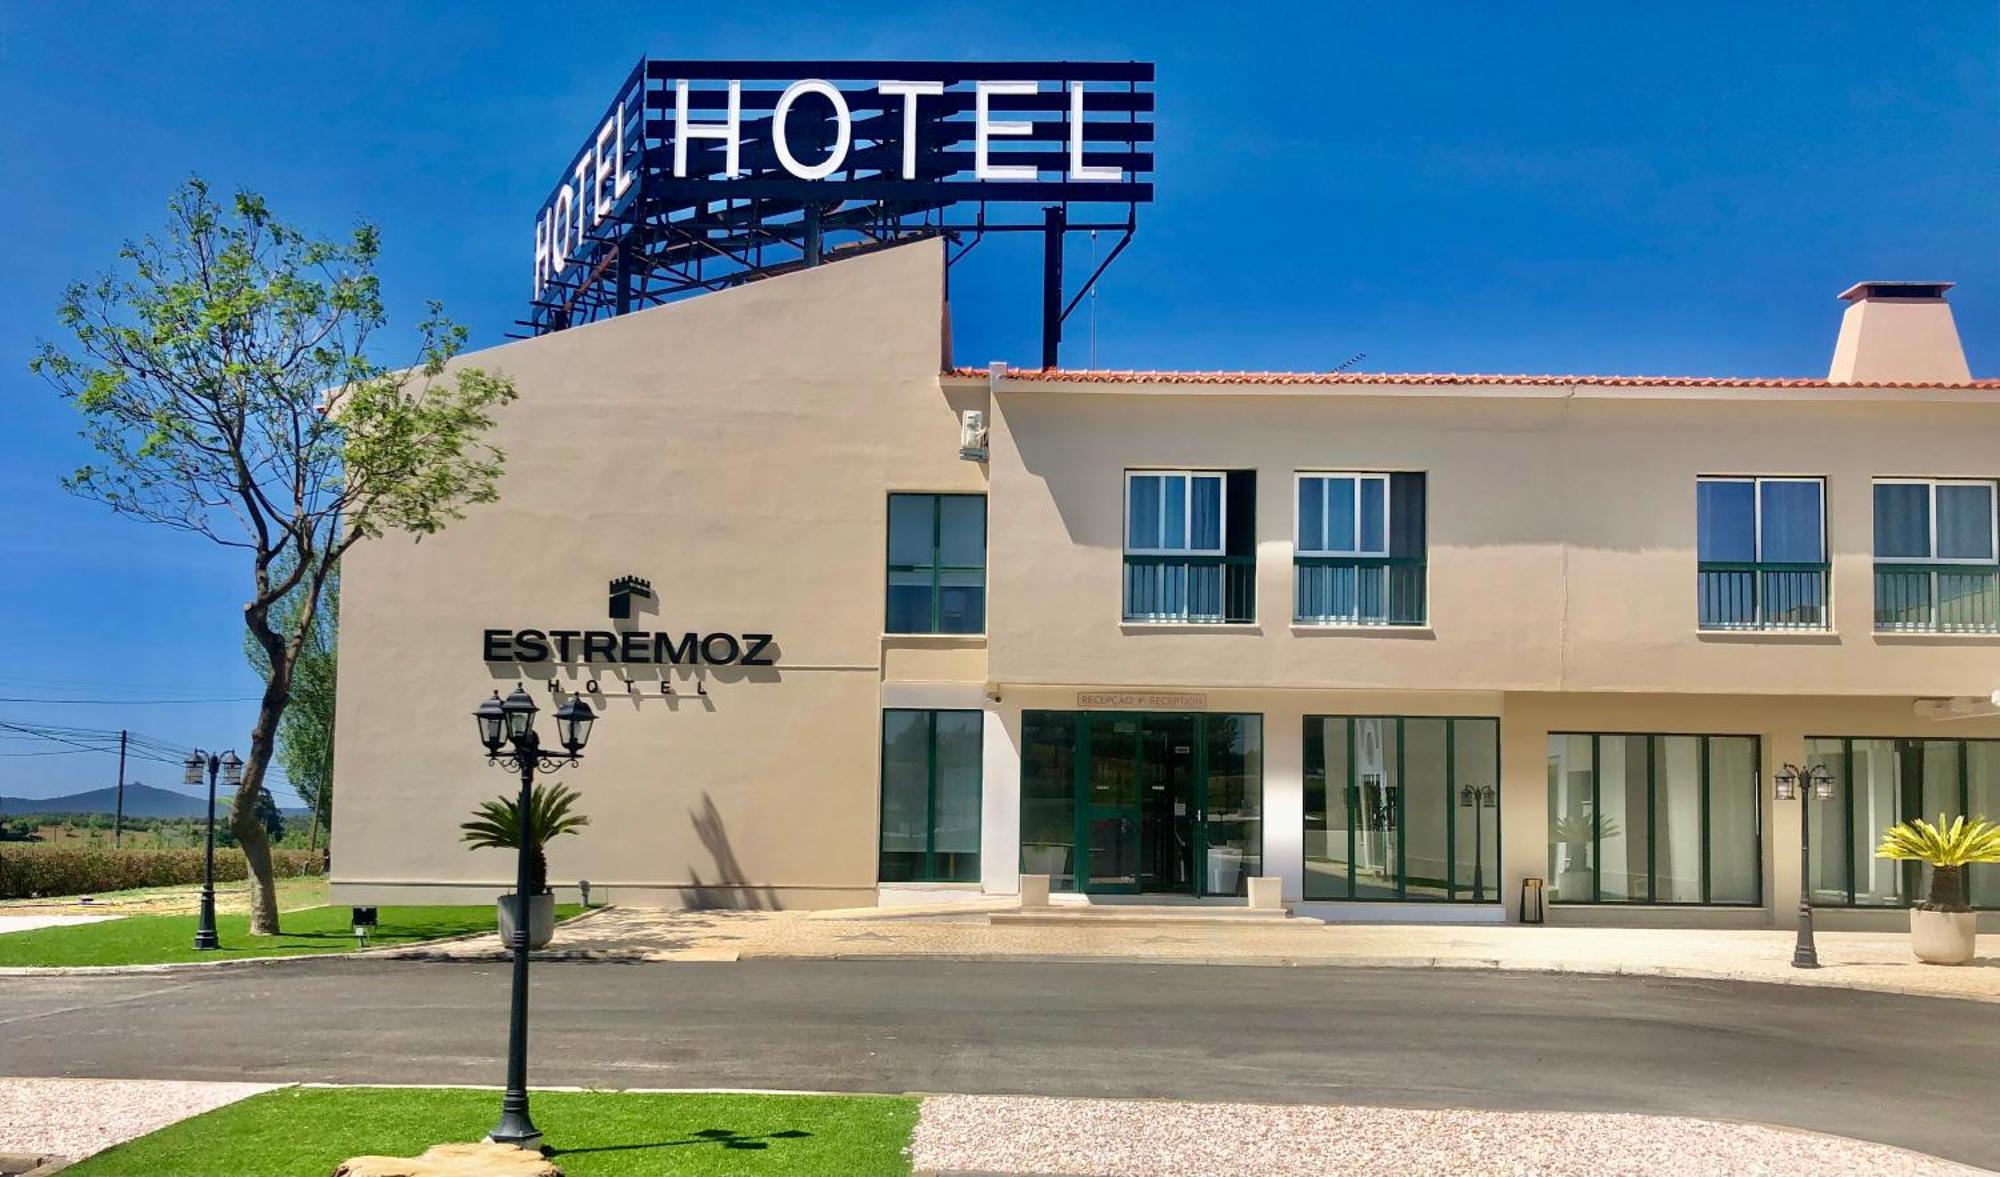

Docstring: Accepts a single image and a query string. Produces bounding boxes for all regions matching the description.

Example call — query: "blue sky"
[0,2,1993,803]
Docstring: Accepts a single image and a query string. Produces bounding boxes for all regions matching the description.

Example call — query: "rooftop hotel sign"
[527,60,1155,334]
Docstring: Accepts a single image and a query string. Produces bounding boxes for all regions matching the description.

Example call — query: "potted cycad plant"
[1550,814,1619,902]
[460,781,590,950]
[1875,814,2000,965]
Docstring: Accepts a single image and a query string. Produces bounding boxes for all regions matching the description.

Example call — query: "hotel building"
[331,240,2000,928]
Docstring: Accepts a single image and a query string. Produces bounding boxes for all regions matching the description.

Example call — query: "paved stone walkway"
[396,905,2000,1002]
[911,1094,1987,1176]
[0,914,118,934]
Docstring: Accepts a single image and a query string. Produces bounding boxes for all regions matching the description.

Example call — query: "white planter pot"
[1910,908,1977,965]
[497,892,556,950]
[1557,868,1594,903]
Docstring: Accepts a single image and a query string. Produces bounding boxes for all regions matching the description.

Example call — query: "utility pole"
[113,730,127,849]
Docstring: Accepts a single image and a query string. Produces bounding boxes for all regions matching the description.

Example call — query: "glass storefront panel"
[1303,717,1352,899]
[1402,719,1450,899]
[1020,712,1076,889]
[1707,736,1761,905]
[879,710,981,883]
[1204,714,1263,896]
[1970,742,2000,908]
[1851,739,1905,905]
[1352,717,1401,899]
[1597,735,1647,902]
[878,711,930,882]
[1308,715,1498,902]
[1810,736,2000,909]
[1551,732,1761,905]
[1806,738,1849,903]
[1548,734,1596,903]
[932,711,983,882]
[1453,720,1500,901]
[1652,736,1703,903]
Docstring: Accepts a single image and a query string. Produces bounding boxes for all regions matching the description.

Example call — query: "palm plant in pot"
[1875,814,2000,965]
[460,781,590,950]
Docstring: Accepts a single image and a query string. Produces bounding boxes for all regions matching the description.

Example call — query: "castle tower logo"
[608,575,653,620]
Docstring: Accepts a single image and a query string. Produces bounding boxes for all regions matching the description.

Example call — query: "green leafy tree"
[33,178,516,933]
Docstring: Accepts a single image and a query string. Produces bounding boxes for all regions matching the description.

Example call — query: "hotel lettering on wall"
[530,60,1155,304]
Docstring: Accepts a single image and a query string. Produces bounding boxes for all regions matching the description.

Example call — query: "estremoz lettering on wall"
[482,575,775,673]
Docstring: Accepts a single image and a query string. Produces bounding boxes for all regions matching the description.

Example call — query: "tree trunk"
[232,654,289,935]
[1925,863,1969,912]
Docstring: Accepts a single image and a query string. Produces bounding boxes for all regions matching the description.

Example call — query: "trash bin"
[1519,877,1545,925]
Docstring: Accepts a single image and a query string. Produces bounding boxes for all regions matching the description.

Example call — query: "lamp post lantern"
[472,685,595,1152]
[1457,783,1498,901]
[1774,762,1836,968]
[182,749,241,951]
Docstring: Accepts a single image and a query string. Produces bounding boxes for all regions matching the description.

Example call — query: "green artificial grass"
[63,1087,919,1176]
[0,903,580,967]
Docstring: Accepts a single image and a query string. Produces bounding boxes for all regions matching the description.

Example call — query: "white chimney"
[1828,281,1971,384]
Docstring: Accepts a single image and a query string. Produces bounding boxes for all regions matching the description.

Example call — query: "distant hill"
[0,783,308,820]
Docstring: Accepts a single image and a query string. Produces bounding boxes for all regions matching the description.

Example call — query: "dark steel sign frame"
[522,59,1155,366]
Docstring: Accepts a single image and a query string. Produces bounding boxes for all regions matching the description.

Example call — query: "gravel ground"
[0,1077,280,1160]
[909,1095,1987,1177]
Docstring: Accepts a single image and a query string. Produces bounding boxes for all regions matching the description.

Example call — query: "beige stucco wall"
[983,380,2000,696]
[332,240,986,909]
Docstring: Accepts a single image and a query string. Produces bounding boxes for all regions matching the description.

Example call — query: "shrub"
[0,846,325,900]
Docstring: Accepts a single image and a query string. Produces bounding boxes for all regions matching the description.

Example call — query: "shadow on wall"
[680,791,782,911]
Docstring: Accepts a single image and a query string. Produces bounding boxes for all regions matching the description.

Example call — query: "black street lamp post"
[1457,783,1498,901]
[473,685,595,1152]
[1774,762,1837,969]
[181,749,242,951]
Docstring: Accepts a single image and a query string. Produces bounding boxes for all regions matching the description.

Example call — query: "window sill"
[1872,630,2000,643]
[1694,628,1841,644]
[1291,623,1434,639]
[881,633,988,645]
[1119,622,1262,635]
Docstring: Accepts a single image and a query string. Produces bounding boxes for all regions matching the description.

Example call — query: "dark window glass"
[1020,712,1077,890]
[886,494,986,634]
[1759,481,1824,563]
[1875,484,1933,558]
[878,709,982,883]
[1698,480,1756,562]
[1937,484,1995,561]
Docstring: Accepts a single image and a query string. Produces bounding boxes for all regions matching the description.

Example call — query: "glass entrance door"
[1139,715,1198,893]
[1083,715,1142,892]
[1021,710,1263,897]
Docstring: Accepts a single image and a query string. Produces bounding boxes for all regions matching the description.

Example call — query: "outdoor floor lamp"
[1774,762,1837,969]
[181,749,242,951]
[473,684,595,1151]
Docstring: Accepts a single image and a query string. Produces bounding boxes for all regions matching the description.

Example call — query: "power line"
[0,696,260,705]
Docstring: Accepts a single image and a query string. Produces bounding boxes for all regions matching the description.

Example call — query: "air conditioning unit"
[958,409,989,462]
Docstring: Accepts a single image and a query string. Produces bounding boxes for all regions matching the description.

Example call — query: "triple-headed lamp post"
[473,684,595,1152]
[181,749,242,951]
[1773,761,1837,969]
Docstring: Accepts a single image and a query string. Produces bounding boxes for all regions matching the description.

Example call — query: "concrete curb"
[0,905,616,978]
[728,949,2000,1003]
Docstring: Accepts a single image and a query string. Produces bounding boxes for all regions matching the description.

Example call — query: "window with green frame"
[1303,716,1499,902]
[1805,736,2000,908]
[1294,472,1426,625]
[879,709,982,883]
[1545,733,1762,905]
[886,494,986,634]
